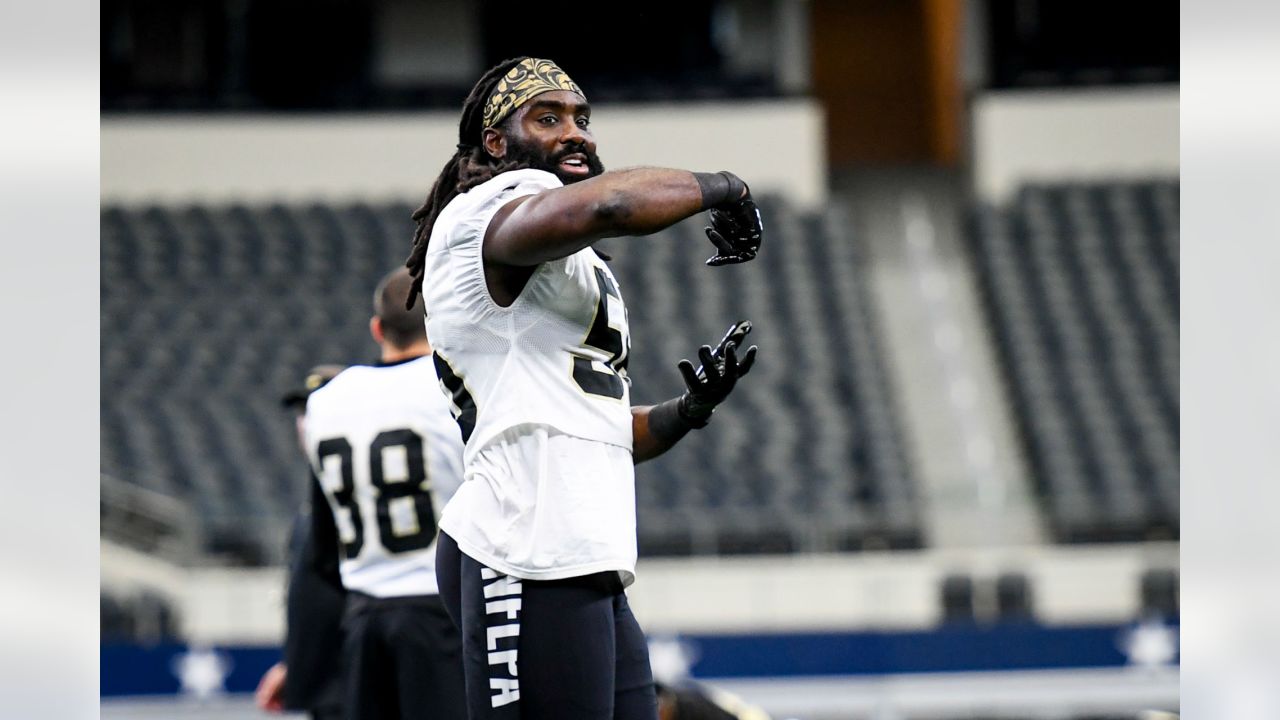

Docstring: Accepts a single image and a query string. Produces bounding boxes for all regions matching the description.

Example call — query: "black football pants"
[341,591,467,720]
[435,532,658,720]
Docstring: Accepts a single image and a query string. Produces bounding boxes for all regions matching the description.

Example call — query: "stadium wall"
[102,541,1177,643]
[970,86,1179,203]
[100,100,827,210]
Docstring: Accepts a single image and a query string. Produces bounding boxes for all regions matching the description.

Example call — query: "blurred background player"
[302,267,467,720]
[656,682,772,720]
[413,56,760,719]
[256,364,348,720]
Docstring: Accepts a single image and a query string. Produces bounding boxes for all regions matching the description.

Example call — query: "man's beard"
[504,136,605,185]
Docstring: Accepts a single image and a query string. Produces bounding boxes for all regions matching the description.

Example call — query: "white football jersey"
[423,168,639,584]
[304,356,464,598]
[425,169,633,457]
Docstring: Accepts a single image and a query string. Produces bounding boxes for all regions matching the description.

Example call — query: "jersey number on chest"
[315,429,436,559]
[572,266,630,400]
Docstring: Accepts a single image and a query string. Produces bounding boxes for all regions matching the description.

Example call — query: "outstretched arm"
[484,168,754,267]
[632,321,758,463]
[631,404,682,464]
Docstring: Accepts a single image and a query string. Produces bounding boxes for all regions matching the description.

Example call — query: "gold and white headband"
[483,58,585,130]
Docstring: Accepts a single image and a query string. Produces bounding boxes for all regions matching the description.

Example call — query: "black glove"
[704,195,764,266]
[676,320,758,426]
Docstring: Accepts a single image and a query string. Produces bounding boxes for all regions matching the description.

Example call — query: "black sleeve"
[305,472,343,588]
[280,474,346,711]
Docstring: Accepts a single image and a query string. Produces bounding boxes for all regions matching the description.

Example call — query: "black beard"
[504,136,605,185]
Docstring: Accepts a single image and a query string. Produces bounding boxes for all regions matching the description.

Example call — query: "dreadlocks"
[405,56,533,309]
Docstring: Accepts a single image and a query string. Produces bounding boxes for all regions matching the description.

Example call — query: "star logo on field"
[647,635,699,685]
[171,646,233,700]
[1119,618,1179,668]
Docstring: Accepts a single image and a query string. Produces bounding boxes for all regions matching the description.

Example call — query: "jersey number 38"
[315,429,436,559]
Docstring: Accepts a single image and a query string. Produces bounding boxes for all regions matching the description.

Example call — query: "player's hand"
[255,662,288,713]
[704,194,764,266]
[676,320,758,426]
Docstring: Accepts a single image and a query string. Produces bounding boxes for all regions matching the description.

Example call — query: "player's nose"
[560,123,589,146]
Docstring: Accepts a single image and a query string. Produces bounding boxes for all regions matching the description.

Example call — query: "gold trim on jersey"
[483,58,585,130]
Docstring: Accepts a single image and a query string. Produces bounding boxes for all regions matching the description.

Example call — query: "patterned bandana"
[482,58,585,130]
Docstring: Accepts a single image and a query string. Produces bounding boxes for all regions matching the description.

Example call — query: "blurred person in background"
[303,266,467,720]
[656,682,773,720]
[650,645,774,720]
[256,363,347,720]
[405,56,762,719]
[261,267,469,720]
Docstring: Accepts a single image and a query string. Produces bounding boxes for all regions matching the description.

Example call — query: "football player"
[405,56,763,719]
[303,267,468,720]
[256,364,347,720]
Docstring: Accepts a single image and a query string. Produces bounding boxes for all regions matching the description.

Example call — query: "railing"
[100,473,201,562]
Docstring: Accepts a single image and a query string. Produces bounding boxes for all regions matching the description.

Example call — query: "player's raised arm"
[484,167,752,267]
[633,321,758,463]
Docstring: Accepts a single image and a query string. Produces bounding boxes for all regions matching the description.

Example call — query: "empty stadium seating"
[968,180,1179,543]
[102,178,1179,560]
[101,197,922,563]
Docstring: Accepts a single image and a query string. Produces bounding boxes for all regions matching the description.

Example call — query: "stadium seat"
[1140,567,1179,619]
[102,198,923,563]
[940,574,976,624]
[968,180,1179,543]
[995,572,1035,621]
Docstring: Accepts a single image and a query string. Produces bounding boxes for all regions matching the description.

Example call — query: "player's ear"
[370,316,383,345]
[482,127,506,159]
